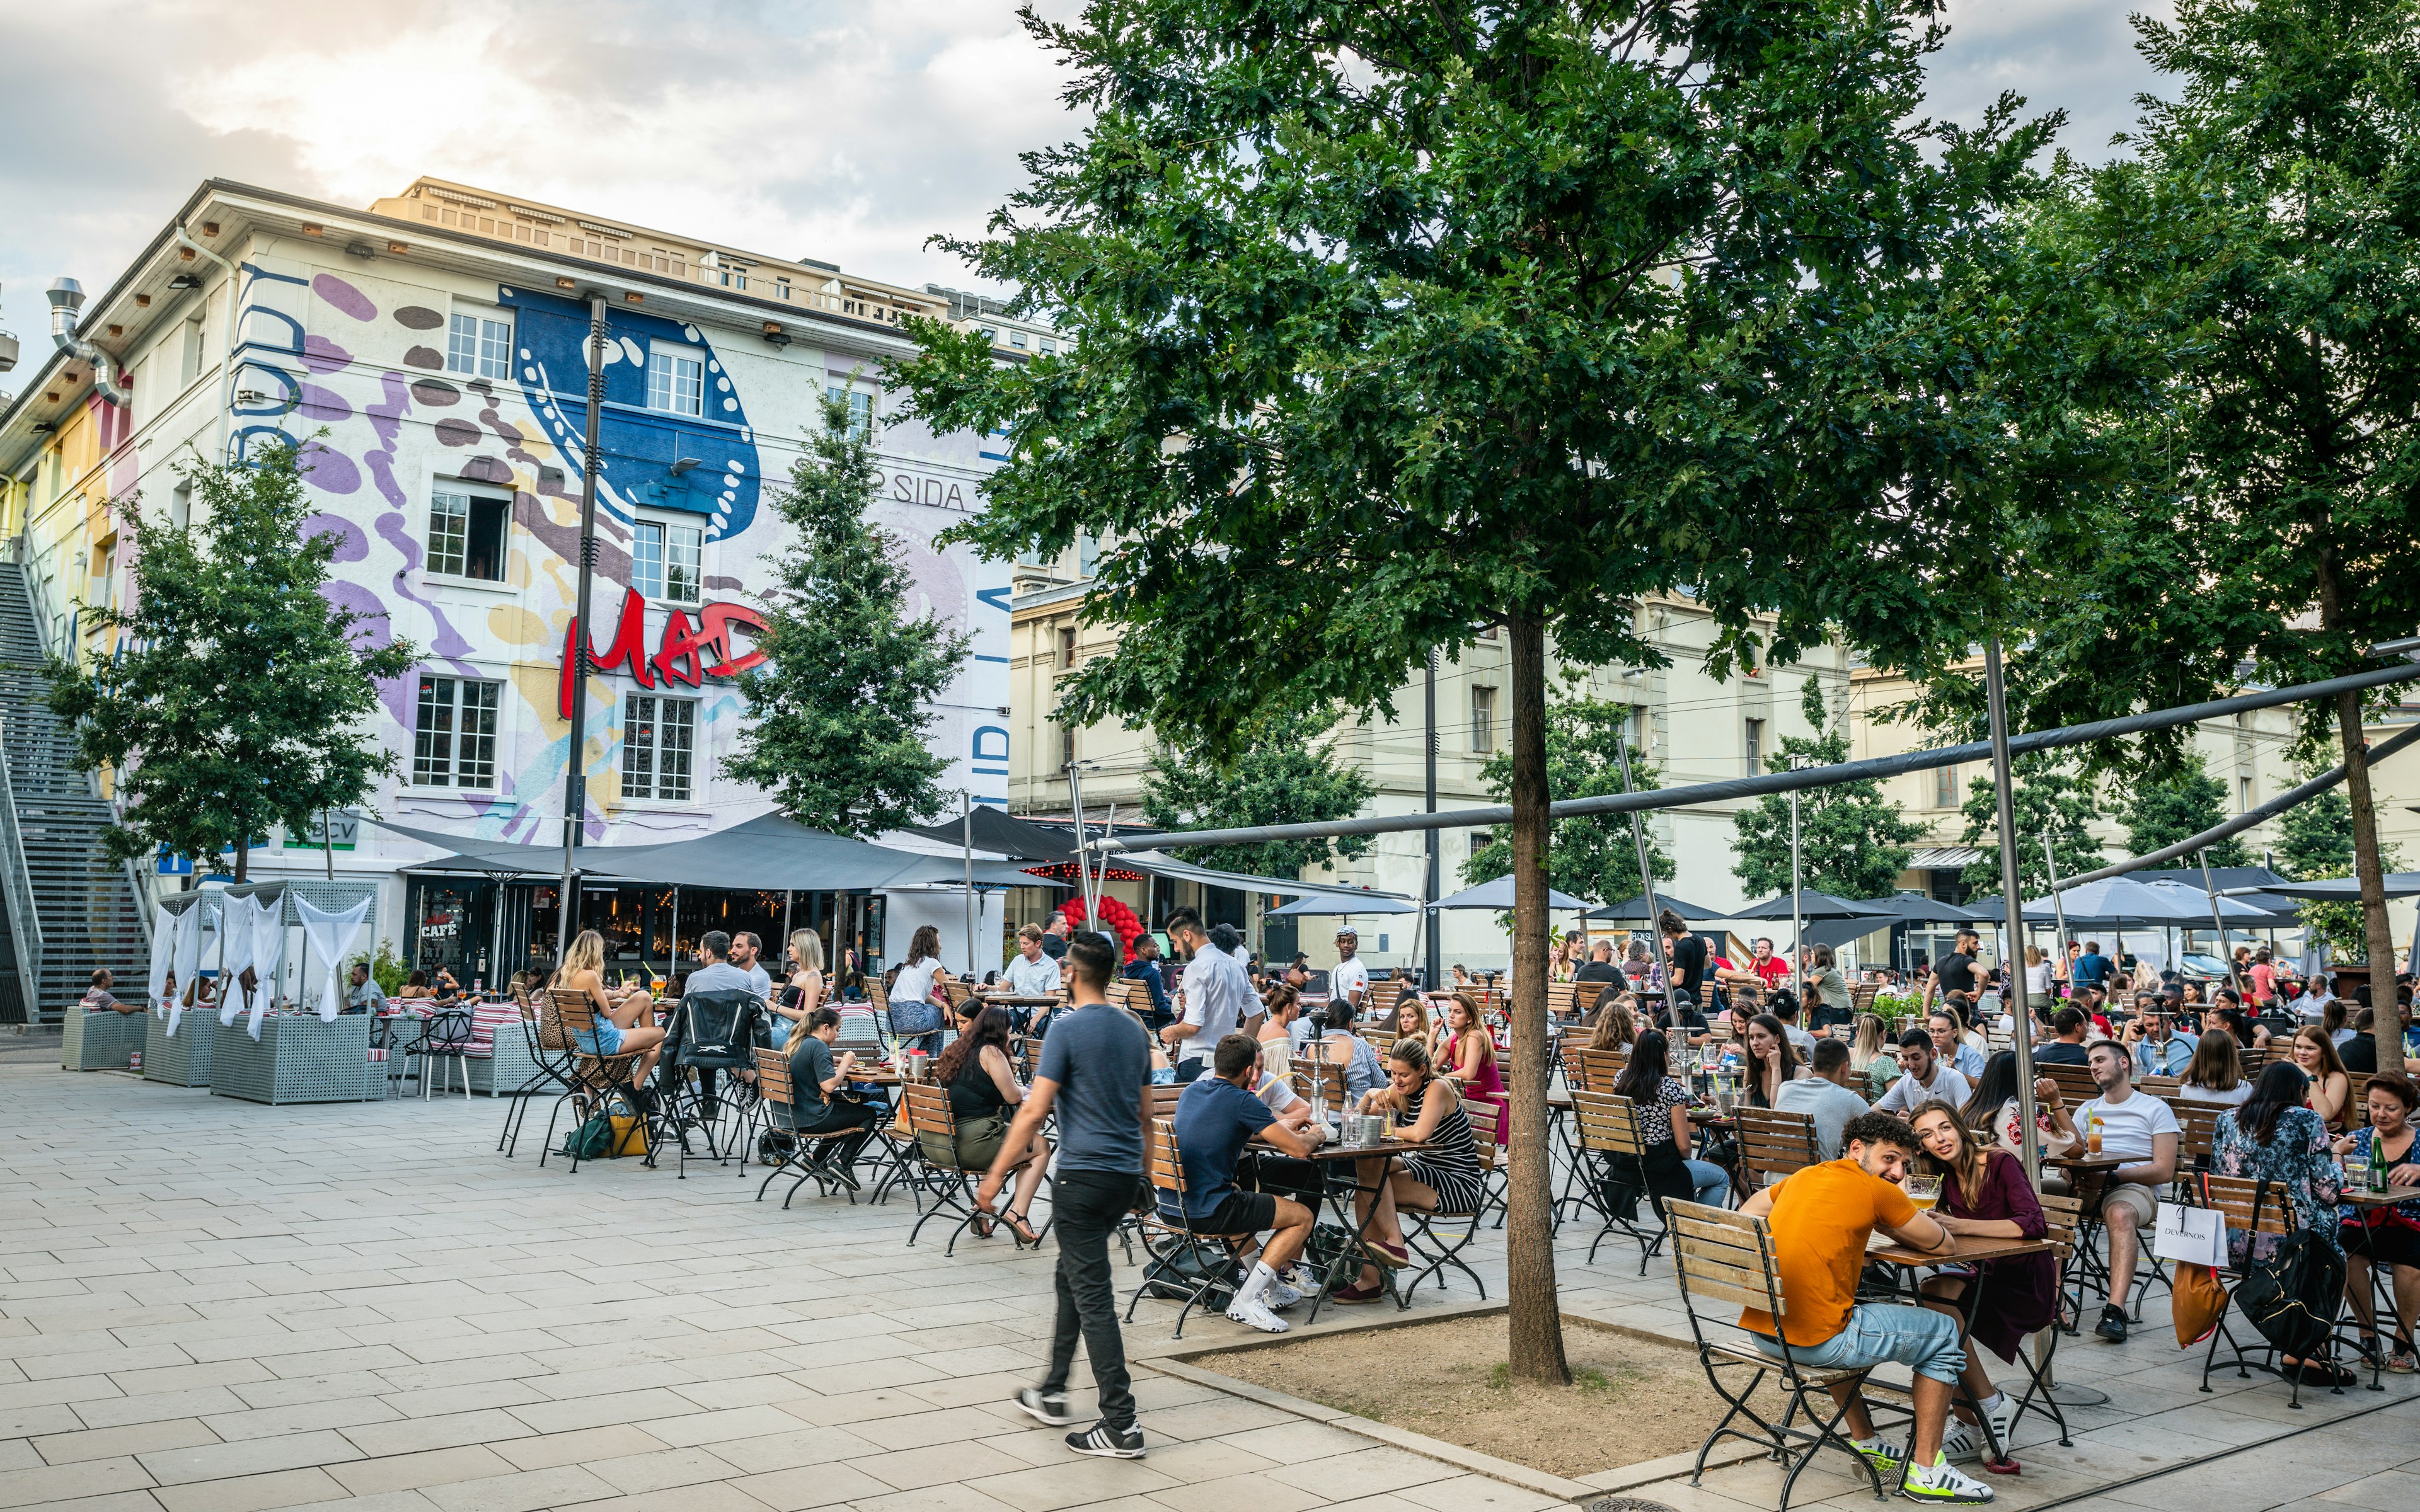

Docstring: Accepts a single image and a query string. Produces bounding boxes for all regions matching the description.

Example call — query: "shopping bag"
[2153,1201,2226,1268]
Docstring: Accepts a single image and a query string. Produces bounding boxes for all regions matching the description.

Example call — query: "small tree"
[2115,752,2249,868]
[1733,677,1925,900]
[727,397,969,836]
[46,442,413,881]
[1959,756,2104,903]
[1140,730,1374,879]
[1467,695,1671,904]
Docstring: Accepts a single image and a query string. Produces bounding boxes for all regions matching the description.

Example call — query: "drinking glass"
[1904,1174,1943,1212]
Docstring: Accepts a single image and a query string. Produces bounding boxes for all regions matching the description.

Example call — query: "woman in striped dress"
[1331,1039,1486,1304]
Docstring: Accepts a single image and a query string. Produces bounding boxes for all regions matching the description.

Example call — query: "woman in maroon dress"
[1907,1099,2058,1462]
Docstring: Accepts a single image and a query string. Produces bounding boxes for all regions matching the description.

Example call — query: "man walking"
[982,934,1152,1458]
[1330,928,1371,1012]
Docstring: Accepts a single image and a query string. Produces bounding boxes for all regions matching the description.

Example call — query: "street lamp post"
[556,292,609,952]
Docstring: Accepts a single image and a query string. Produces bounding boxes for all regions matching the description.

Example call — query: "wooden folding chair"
[2004,1191,2078,1446]
[1666,1201,1903,1509]
[2039,1063,2099,1108]
[1124,1116,1250,1339]
[1732,1106,1821,1192]
[2198,1173,2333,1407]
[1570,1089,1671,1273]
[751,1049,861,1207]
[899,1080,989,1254]
[538,989,644,1173]
[2173,1101,2227,1186]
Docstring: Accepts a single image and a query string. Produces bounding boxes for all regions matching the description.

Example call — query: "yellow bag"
[2172,1262,2227,1346]
[606,1092,650,1158]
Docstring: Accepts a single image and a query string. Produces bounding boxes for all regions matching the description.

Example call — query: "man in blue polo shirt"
[1169,1033,1318,1334]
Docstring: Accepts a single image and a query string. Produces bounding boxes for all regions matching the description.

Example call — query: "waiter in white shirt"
[1161,906,1250,1084]
[1330,928,1371,1014]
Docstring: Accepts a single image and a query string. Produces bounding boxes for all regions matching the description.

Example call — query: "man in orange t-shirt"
[1737,1111,1993,1504]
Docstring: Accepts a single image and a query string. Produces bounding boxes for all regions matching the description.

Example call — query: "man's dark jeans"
[1044,1167,1141,1429]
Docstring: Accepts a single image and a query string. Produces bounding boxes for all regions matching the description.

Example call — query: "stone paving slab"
[6,1063,2419,1512]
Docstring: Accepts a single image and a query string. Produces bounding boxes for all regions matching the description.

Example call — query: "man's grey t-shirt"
[686,961,761,997]
[1039,1002,1152,1175]
[1773,1077,1874,1160]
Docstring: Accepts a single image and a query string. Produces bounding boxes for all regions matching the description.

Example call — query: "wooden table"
[2044,1154,2124,1175]
[1864,1234,2063,1466]
[1298,1137,1432,1323]
[2340,1184,2420,1209]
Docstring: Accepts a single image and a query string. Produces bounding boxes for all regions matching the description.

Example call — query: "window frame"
[425,486,513,583]
[1470,685,1497,755]
[445,307,513,382]
[621,692,699,803]
[629,514,703,605]
[412,674,504,790]
[646,345,705,416]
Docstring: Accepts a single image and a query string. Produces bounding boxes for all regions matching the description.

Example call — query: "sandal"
[1004,1210,1042,1246]
[970,1210,997,1240]
[2389,1350,2418,1374]
[2290,1360,2358,1389]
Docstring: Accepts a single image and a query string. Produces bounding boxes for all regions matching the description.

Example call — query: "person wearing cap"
[1330,929,1371,1014]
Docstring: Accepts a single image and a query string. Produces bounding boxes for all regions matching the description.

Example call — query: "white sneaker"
[1901,1452,1995,1503]
[1937,1421,1981,1463]
[1265,1280,1305,1310]
[1982,1395,2017,1448]
[1226,1296,1289,1334]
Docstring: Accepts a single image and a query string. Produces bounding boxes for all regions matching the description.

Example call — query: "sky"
[0,0,2171,346]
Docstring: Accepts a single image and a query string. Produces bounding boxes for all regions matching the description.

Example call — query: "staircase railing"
[0,713,46,1020]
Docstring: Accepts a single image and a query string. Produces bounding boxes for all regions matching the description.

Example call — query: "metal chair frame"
[537,990,643,1173]
[1571,1088,1673,1273]
[1401,1100,1494,1304]
[751,1049,863,1207]
[2196,1172,2334,1409]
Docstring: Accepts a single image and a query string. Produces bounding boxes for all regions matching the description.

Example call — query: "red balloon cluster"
[1060,895,1145,962]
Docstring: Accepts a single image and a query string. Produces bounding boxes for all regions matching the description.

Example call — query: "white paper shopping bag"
[2153,1200,2227,1268]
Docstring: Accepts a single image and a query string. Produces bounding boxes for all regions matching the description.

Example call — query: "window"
[1935,764,1959,808]
[1628,704,1648,755]
[1057,626,1078,668]
[2240,774,2256,812]
[776,277,792,301]
[1470,686,1497,755]
[180,318,205,385]
[630,518,702,604]
[427,489,510,581]
[446,311,512,381]
[623,695,696,801]
[1010,330,1028,350]
[1040,338,1057,357]
[1077,531,1098,578]
[170,482,192,532]
[1744,718,1765,776]
[824,384,873,441]
[413,677,501,788]
[1060,721,1076,769]
[979,326,998,345]
[647,347,705,415]
[1468,830,1494,860]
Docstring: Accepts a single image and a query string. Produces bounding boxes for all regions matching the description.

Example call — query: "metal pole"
[780,890,793,959]
[1984,640,2042,1184]
[962,791,977,978]
[556,291,609,949]
[320,808,334,882]
[1065,760,1093,927]
[1612,735,1678,1022]
[2199,849,2245,1001]
[1425,650,1441,988]
[1789,772,1804,1002]
[2043,834,2071,996]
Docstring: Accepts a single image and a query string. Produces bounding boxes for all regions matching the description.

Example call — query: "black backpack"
[2232,1177,2345,1361]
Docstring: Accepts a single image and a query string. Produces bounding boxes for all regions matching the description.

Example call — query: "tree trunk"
[233,842,248,884]
[1504,612,1569,1385]
[2334,689,2396,977]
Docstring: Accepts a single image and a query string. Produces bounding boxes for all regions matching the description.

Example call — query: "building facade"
[0,176,1044,988]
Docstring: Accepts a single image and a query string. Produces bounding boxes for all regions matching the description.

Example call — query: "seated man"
[1738,1111,1993,1504]
[2042,1038,2177,1344]
[1773,1039,1874,1160]
[82,968,137,1015]
[2032,1008,2092,1065]
[1874,1029,1973,1116]
[1167,1033,1318,1333]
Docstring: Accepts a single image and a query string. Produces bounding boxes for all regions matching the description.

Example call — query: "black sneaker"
[2095,1304,2128,1343]
[1066,1420,1146,1459]
[1015,1388,1075,1426]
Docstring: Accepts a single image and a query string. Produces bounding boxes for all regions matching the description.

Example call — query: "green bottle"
[2371,1130,2390,1194]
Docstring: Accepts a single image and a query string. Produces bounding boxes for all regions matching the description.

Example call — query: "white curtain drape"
[217,895,258,1029]
[298,897,369,1024]
[166,903,206,1038]
[146,902,175,1017]
[248,896,289,1041]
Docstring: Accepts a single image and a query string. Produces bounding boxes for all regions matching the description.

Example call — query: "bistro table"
[1865,1233,2065,1467]
[2337,1184,2420,1390]
[1296,1134,1432,1324]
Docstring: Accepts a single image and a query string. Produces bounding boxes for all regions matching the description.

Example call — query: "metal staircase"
[0,559,151,1024]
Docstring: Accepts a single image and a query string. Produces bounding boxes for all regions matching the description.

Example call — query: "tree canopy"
[45,441,413,881]
[1140,730,1374,880]
[1958,755,2105,903]
[1732,676,1925,900]
[1466,694,1672,903]
[725,398,967,837]
[2115,752,2250,868]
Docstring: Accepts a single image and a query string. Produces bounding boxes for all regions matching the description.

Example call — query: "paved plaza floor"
[3,1060,2417,1512]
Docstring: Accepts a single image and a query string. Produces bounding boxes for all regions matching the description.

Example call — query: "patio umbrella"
[1264,891,1420,917]
[2242,871,2420,901]
[1851,895,2002,924]
[1731,890,1893,922]
[1586,894,1727,922]
[1431,874,1593,912]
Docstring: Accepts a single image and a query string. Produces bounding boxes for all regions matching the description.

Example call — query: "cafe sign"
[556,588,769,718]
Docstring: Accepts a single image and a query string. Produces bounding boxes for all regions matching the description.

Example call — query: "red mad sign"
[556,588,769,719]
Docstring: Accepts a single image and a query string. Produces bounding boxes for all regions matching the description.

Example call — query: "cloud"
[0,0,2174,343]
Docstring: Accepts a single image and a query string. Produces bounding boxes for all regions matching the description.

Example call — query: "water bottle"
[2372,1131,2391,1194]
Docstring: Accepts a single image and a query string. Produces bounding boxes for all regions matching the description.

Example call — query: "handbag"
[2171,1263,2227,1346]
[604,1090,650,1159]
[2232,1176,2344,1360]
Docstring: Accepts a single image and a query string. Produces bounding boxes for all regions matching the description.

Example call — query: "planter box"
[144,1011,216,1087]
[63,1009,151,1072]
[209,1014,376,1105]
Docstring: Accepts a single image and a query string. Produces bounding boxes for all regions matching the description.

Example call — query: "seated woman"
[2335,1071,2420,1373]
[552,929,664,1089]
[1332,1040,1486,1304]
[1437,992,1507,1148]
[1906,1100,2056,1460]
[1961,1050,2077,1170]
[1588,992,1639,1051]
[780,1005,881,1182]
[1610,1029,1729,1211]
[1850,1012,1901,1100]
[763,928,827,1051]
[396,970,434,1005]
[2181,1028,2253,1108]
[1390,993,1430,1055]
[925,1003,1049,1242]
[2215,1061,2353,1385]
[2291,1026,2355,1131]
[1737,1012,1808,1110]
[1312,999,1385,1108]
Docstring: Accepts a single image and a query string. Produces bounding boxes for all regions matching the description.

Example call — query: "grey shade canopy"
[1264,891,1420,917]
[1114,849,1408,900]
[2013,874,2273,925]
[1730,890,1893,922]
[1850,895,2002,925]
[1584,894,1727,922]
[894,808,1082,863]
[369,815,1041,891]
[2240,872,2420,902]
[1431,874,1593,912]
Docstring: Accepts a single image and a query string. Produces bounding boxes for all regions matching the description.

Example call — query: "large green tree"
[1466,694,1672,904]
[726,397,968,836]
[897,0,2051,1380]
[1908,0,2420,975]
[1141,731,1374,879]
[46,441,414,881]
[2278,743,2398,958]
[1733,677,1925,899]
[1958,756,2104,903]
[2116,752,2251,868]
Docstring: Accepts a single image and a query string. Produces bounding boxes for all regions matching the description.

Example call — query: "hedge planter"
[63,1009,149,1072]
[209,1014,376,1105]
[144,1012,216,1087]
